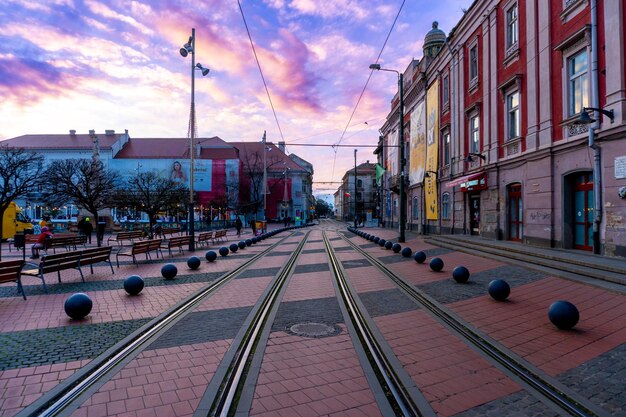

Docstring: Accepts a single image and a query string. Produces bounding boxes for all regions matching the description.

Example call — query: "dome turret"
[423,21,446,58]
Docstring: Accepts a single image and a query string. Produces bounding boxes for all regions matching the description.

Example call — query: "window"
[443,74,450,105]
[470,115,480,153]
[442,193,450,219]
[443,131,451,165]
[568,49,589,116]
[357,192,362,201]
[506,90,520,140]
[506,3,518,50]
[469,45,478,82]
[413,197,419,220]
[357,179,363,188]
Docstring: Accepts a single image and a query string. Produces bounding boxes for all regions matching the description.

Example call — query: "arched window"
[413,197,419,219]
[442,193,450,219]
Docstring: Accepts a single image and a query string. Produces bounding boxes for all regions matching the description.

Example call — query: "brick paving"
[0,224,624,416]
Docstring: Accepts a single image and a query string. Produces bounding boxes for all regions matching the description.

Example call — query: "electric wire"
[329,0,407,183]
[237,0,286,144]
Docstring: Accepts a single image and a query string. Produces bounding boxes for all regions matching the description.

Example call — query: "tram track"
[17,230,302,417]
[335,230,606,417]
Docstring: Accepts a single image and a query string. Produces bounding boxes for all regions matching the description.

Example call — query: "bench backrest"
[0,260,25,284]
[79,247,113,265]
[199,231,213,240]
[215,230,227,238]
[39,251,82,273]
[171,236,190,245]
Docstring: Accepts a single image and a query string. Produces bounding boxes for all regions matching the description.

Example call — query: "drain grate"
[288,322,340,338]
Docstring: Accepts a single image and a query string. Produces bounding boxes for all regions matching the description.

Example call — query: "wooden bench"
[116,239,163,267]
[79,247,114,275]
[160,227,179,238]
[0,260,27,299]
[44,235,88,253]
[107,230,144,246]
[195,231,214,248]
[22,250,84,286]
[161,235,191,257]
[213,229,228,242]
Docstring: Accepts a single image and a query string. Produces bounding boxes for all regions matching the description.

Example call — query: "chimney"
[69,130,76,136]
[89,129,95,136]
[278,141,285,152]
[105,129,115,136]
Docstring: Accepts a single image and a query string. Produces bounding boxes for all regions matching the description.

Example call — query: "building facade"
[339,162,377,225]
[376,1,626,257]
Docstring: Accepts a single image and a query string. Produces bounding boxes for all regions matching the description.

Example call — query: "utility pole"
[262,130,267,222]
[354,149,358,228]
[398,72,406,242]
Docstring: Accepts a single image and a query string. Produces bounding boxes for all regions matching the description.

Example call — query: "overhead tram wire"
[237,0,286,143]
[329,0,407,183]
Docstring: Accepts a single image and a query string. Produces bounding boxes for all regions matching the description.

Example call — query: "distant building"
[339,161,376,225]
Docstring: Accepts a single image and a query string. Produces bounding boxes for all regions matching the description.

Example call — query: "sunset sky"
[0,0,471,198]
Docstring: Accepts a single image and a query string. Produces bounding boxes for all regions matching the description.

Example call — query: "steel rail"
[208,231,310,417]
[341,232,600,417]
[22,232,297,417]
[323,232,424,417]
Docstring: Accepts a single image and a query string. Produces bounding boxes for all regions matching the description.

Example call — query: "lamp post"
[262,130,267,221]
[354,149,358,228]
[370,63,405,242]
[180,28,210,251]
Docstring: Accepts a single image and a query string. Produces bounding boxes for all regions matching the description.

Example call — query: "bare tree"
[41,159,120,246]
[114,171,188,238]
[235,150,285,220]
[0,146,44,259]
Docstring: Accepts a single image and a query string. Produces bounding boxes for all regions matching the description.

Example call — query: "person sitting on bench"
[31,227,53,259]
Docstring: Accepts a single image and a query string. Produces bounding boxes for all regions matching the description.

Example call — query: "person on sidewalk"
[83,217,93,244]
[31,226,53,259]
[235,217,242,237]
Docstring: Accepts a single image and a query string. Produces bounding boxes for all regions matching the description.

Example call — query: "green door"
[573,173,593,251]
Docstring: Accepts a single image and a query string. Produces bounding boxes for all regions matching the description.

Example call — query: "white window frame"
[443,130,451,166]
[469,44,478,84]
[470,115,480,154]
[567,48,589,117]
[505,89,520,141]
[506,2,518,50]
[442,193,450,219]
[443,74,450,105]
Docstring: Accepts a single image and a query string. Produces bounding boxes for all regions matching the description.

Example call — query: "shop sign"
[460,174,487,192]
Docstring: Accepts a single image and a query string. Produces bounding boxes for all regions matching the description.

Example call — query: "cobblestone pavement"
[0,224,624,416]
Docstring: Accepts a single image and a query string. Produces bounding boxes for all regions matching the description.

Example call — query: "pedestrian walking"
[235,217,242,237]
[83,217,93,244]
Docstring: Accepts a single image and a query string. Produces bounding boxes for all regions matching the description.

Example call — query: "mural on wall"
[111,159,212,192]
[409,101,426,184]
[425,79,439,220]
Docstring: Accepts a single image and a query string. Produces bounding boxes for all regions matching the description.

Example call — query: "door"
[508,184,522,241]
[573,173,594,251]
[469,194,480,235]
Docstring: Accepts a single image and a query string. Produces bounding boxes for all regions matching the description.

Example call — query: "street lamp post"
[370,63,406,242]
[354,149,358,228]
[262,130,267,221]
[180,28,210,251]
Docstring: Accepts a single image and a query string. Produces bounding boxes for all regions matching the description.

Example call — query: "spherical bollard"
[401,247,412,258]
[251,237,258,244]
[378,239,386,247]
[374,237,380,244]
[392,243,402,253]
[384,241,393,250]
[124,275,144,295]
[245,239,252,247]
[488,279,510,301]
[64,293,93,320]
[548,300,580,330]
[219,246,229,256]
[229,243,239,253]
[238,241,246,249]
[414,251,427,263]
[452,266,470,283]
[205,250,217,262]
[187,256,201,270]
[429,257,444,272]
[161,263,178,279]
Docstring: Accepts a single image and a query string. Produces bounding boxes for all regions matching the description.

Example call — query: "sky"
[0,0,472,203]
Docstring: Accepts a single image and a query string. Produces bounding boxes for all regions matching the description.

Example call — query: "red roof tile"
[231,142,304,172]
[0,133,122,149]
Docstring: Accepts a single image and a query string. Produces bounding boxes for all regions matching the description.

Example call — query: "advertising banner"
[111,159,212,192]
[425,79,439,220]
[387,130,398,176]
[409,101,426,184]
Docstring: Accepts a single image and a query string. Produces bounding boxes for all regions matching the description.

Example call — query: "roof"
[115,136,238,159]
[0,132,122,149]
[231,142,303,172]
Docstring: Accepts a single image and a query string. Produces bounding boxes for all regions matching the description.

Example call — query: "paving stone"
[148,307,251,350]
[358,288,420,317]
[236,267,281,279]
[266,251,295,257]
[341,259,371,269]
[302,249,326,254]
[334,247,352,252]
[423,247,455,257]
[416,265,547,304]
[458,390,559,417]
[378,255,410,264]
[557,343,626,415]
[0,319,151,371]
[271,298,344,334]
[294,263,330,274]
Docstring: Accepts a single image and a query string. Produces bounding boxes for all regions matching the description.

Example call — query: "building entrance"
[469,194,480,235]
[508,183,522,241]
[573,173,594,251]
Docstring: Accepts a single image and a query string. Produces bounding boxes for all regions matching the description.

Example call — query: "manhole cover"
[289,322,340,338]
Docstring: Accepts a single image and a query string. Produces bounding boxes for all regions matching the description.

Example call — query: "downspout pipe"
[590,0,602,254]
[445,37,456,234]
